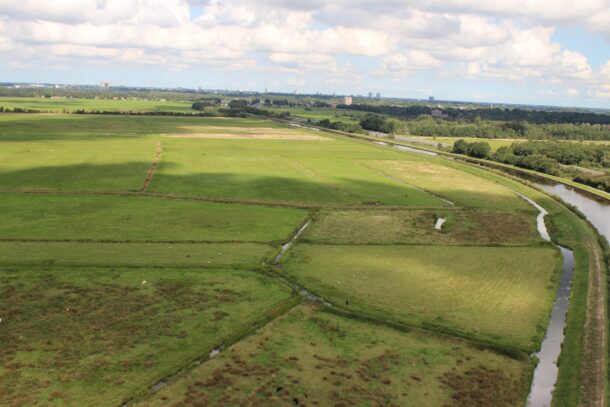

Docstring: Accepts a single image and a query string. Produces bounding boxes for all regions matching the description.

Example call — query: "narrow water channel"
[517,192,575,407]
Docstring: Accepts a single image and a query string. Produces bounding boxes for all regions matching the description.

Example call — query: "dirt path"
[140,140,162,193]
[581,240,607,407]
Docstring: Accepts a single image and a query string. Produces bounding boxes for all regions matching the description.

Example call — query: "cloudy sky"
[1,0,609,107]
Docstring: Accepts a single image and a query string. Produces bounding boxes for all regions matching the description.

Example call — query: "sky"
[0,0,610,108]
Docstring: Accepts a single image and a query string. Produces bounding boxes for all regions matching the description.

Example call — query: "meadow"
[280,244,560,352]
[0,267,295,406]
[0,106,589,406]
[0,96,196,113]
[140,305,530,407]
[303,208,541,246]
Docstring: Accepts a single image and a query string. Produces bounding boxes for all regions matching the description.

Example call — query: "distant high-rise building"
[368,92,373,99]
[428,96,435,102]
[343,96,353,106]
[376,92,381,99]
[99,81,110,88]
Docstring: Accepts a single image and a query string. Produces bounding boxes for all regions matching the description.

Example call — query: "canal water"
[532,180,610,244]
[517,179,609,407]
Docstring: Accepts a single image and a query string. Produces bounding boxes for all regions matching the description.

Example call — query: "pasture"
[0,96,196,113]
[0,107,571,405]
[0,267,294,406]
[141,305,529,407]
[280,244,560,351]
[303,208,541,246]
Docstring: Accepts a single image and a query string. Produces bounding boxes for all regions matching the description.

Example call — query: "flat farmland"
[0,109,574,405]
[0,267,295,406]
[151,135,448,205]
[303,208,541,245]
[280,244,560,352]
[0,96,196,113]
[365,158,533,210]
[0,193,307,243]
[140,305,529,407]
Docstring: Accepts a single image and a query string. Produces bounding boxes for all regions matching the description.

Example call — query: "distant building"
[99,81,110,89]
[343,96,353,106]
[428,96,435,102]
[368,92,373,99]
[431,109,448,118]
[376,92,381,99]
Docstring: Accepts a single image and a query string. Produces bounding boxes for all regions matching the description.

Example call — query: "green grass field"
[303,208,541,246]
[280,244,560,352]
[0,96,196,113]
[0,193,307,243]
[141,305,530,407]
[0,105,590,405]
[0,267,294,406]
[0,241,274,268]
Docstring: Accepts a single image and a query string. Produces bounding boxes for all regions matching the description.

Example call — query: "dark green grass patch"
[0,267,293,406]
[141,305,530,407]
[0,193,308,243]
[303,208,541,246]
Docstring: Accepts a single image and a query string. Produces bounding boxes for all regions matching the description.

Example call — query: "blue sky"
[0,0,609,108]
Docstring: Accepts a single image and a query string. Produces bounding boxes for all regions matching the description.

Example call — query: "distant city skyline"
[0,1,609,108]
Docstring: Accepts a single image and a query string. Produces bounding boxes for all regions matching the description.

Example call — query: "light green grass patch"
[365,158,532,210]
[281,244,560,352]
[303,209,541,245]
[0,267,294,407]
[0,194,308,243]
[141,305,529,407]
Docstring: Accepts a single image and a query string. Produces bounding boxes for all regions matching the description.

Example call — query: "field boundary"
[121,294,302,407]
[140,140,162,192]
[0,238,271,244]
[0,189,452,210]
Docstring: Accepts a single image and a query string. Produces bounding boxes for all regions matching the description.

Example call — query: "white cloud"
[378,50,440,77]
[0,0,608,100]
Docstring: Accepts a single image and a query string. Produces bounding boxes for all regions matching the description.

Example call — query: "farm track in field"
[140,140,162,192]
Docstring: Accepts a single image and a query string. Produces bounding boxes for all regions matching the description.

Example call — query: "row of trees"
[401,115,610,140]
[451,139,610,191]
[342,103,610,126]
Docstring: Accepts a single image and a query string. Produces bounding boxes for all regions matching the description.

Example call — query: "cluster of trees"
[451,139,610,192]
[316,118,363,133]
[399,115,610,140]
[574,173,610,193]
[341,103,610,126]
[191,98,221,110]
[452,139,492,158]
[0,106,47,113]
[73,109,217,117]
